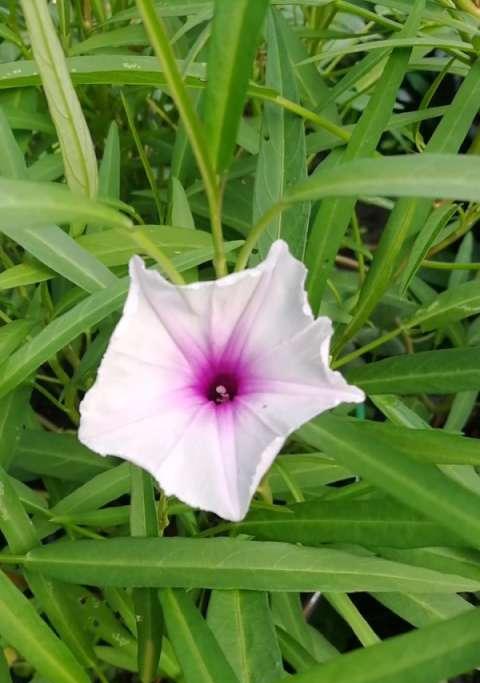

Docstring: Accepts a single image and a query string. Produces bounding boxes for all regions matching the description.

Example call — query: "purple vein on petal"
[133,262,208,370]
[81,387,202,440]
[219,263,275,366]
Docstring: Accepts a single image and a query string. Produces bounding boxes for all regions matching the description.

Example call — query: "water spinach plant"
[1,1,480,682]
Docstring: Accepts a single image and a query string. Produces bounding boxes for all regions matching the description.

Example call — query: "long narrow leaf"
[20,0,98,196]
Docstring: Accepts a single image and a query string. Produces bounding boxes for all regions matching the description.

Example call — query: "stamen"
[214,385,230,403]
[206,373,238,404]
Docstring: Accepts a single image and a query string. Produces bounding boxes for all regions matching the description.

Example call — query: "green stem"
[0,554,25,565]
[121,91,164,223]
[235,202,287,271]
[264,94,350,143]
[351,211,366,283]
[135,0,226,277]
[274,461,305,503]
[422,260,480,271]
[336,0,403,31]
[33,382,79,424]
[125,229,186,285]
[332,324,407,369]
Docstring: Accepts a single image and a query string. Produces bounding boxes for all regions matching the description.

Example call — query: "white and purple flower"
[79,240,364,521]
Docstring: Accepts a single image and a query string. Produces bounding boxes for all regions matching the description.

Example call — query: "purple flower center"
[206,372,239,404]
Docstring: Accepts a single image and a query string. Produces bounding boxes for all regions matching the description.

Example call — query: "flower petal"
[121,241,312,363]
[79,241,364,522]
[219,318,364,520]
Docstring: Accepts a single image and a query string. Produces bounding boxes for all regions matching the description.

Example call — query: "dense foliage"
[1,0,480,681]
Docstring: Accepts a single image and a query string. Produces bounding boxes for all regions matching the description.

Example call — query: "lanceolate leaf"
[20,0,98,196]
[0,107,117,291]
[22,537,480,593]
[0,177,131,231]
[298,415,480,550]
[208,590,284,683]
[282,607,480,683]
[253,8,310,260]
[161,588,240,683]
[235,499,465,549]
[305,0,425,310]
[345,348,480,395]
[203,0,269,172]
[287,155,480,206]
[339,57,480,346]
[0,570,90,683]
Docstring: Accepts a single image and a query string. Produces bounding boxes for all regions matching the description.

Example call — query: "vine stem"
[235,202,287,271]
[125,228,186,285]
[135,0,226,277]
[332,324,407,369]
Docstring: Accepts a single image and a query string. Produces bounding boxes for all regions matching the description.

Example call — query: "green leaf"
[0,569,90,683]
[282,607,480,683]
[324,592,380,647]
[130,466,163,683]
[236,499,464,549]
[25,572,98,671]
[253,8,310,260]
[99,121,121,202]
[287,155,480,206]
[268,453,350,499]
[0,106,117,291]
[23,537,480,592]
[3,224,118,292]
[0,467,38,554]
[302,418,480,466]
[15,430,114,481]
[0,54,204,89]
[70,24,149,56]
[0,468,97,671]
[0,321,34,360]
[302,37,474,65]
[444,390,478,432]
[378,546,480,585]
[305,1,425,310]
[0,177,131,230]
[170,177,196,229]
[372,591,472,628]
[275,11,337,119]
[272,593,337,663]
[204,0,269,172]
[298,414,480,550]
[0,107,27,178]
[135,0,217,217]
[0,227,224,291]
[345,348,480,394]
[277,627,319,674]
[399,203,457,292]
[208,591,284,683]
[0,648,11,683]
[78,226,213,265]
[161,588,240,683]
[132,588,164,683]
[411,280,480,331]
[52,463,130,517]
[20,0,98,197]
[0,387,30,469]
[338,57,480,346]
